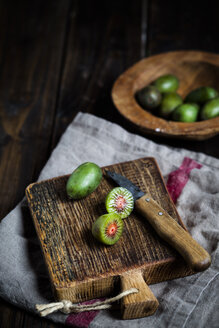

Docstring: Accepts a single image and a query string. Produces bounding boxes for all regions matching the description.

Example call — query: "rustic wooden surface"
[112,51,219,140]
[121,270,159,319]
[26,157,192,319]
[0,0,218,326]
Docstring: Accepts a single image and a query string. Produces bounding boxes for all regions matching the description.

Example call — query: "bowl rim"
[112,50,219,140]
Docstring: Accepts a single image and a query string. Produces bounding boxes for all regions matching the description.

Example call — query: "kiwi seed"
[105,187,134,219]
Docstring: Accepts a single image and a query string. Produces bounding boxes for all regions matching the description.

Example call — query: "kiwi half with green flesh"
[105,187,134,219]
[92,213,124,245]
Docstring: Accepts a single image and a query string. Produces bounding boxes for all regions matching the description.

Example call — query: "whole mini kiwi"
[105,187,134,219]
[153,74,179,93]
[136,85,162,110]
[66,162,102,199]
[92,213,124,245]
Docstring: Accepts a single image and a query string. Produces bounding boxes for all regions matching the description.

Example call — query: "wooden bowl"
[112,51,219,140]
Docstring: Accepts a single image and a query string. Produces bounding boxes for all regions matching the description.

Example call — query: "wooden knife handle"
[120,270,159,319]
[135,194,211,272]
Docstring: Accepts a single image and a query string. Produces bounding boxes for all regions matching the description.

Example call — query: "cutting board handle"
[120,270,159,319]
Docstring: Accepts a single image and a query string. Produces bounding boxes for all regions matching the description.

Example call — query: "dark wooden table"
[0,0,218,327]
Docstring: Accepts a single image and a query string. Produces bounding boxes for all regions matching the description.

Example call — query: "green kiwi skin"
[92,213,123,245]
[105,187,134,219]
[66,162,102,199]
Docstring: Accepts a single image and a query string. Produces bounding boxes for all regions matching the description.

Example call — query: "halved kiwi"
[92,213,124,245]
[105,187,134,219]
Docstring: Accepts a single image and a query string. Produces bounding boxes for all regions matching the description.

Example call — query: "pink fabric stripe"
[65,298,103,328]
[66,157,202,327]
[166,157,202,203]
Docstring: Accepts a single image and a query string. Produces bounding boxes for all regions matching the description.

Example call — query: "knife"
[106,170,211,272]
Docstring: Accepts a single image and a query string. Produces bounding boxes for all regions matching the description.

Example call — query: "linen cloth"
[0,113,218,328]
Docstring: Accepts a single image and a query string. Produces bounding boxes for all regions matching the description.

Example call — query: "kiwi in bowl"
[112,51,219,140]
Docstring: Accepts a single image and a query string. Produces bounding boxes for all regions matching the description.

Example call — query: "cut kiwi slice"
[105,187,134,219]
[92,213,124,245]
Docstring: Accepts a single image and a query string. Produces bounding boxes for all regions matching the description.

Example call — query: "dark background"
[0,0,218,327]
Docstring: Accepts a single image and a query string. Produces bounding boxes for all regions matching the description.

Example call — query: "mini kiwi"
[105,187,134,219]
[92,213,124,245]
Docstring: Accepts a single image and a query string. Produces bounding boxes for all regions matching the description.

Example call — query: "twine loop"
[36,287,138,317]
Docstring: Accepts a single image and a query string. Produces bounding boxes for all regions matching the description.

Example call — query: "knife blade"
[106,170,211,272]
[106,170,145,200]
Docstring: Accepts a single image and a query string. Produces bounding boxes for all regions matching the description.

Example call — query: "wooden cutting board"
[26,157,193,319]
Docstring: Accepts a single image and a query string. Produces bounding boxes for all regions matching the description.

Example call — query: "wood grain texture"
[51,0,143,147]
[0,0,219,326]
[50,0,219,159]
[121,270,159,319]
[0,0,70,220]
[112,51,219,140]
[26,157,194,318]
[0,0,71,327]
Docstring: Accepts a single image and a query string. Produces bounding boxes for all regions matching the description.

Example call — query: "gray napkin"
[0,113,218,327]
